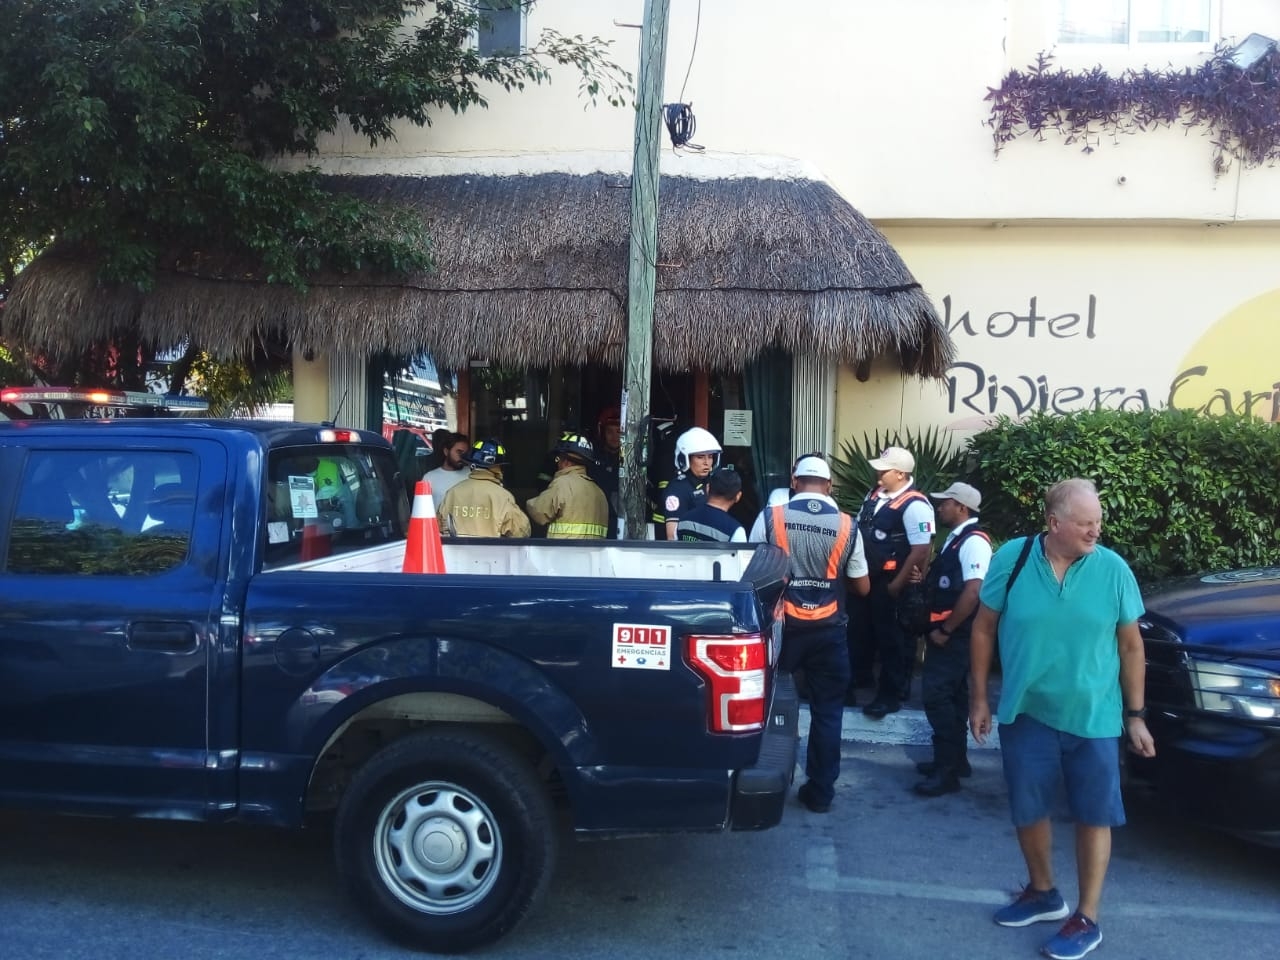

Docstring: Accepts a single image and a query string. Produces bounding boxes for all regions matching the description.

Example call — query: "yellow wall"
[836,224,1280,443]
[292,348,330,422]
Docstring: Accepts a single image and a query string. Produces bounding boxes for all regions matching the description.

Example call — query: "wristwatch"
[1124,707,1147,719]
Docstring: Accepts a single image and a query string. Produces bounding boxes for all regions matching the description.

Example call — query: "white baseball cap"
[793,456,831,480]
[868,446,915,473]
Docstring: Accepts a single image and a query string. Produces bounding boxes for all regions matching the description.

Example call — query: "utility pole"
[620,0,670,539]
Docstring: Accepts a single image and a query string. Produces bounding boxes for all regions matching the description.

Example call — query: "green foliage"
[964,409,1280,583]
[8,520,188,575]
[152,336,293,416]
[0,342,36,386]
[830,425,969,516]
[0,0,631,292]
[185,355,292,418]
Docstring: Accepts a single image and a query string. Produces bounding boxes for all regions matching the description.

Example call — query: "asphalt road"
[3,710,1278,960]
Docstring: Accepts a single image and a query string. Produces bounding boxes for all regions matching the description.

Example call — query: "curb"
[799,703,1002,750]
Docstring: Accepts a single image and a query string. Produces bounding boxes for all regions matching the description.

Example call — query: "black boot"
[913,769,961,796]
[916,758,973,778]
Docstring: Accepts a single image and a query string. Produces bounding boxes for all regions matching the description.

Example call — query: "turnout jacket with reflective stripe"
[437,469,532,539]
[524,464,609,539]
[766,497,857,630]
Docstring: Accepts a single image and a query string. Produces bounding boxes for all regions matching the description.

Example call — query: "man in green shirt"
[969,478,1155,960]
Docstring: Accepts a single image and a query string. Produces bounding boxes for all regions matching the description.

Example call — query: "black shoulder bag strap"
[1004,533,1040,603]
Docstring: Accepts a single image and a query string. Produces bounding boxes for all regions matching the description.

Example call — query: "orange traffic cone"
[300,519,331,561]
[403,480,447,574]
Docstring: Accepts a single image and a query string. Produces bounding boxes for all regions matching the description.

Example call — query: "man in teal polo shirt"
[969,478,1155,960]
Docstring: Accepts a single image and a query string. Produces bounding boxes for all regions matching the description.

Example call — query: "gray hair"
[1045,477,1099,519]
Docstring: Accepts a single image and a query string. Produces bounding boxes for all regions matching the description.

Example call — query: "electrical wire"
[664,1,704,151]
[663,103,702,151]
[677,0,701,104]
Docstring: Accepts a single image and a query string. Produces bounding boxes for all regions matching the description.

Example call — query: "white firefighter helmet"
[674,427,722,473]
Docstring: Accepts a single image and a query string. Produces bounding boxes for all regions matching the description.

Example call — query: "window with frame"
[6,450,198,576]
[1058,0,1213,45]
[475,0,525,57]
[263,445,409,570]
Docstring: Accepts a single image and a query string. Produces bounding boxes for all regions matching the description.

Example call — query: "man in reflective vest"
[676,467,745,542]
[525,432,609,539]
[913,482,991,797]
[765,456,870,813]
[854,445,936,718]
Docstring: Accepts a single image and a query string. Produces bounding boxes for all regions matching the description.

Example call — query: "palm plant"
[181,354,292,418]
[830,425,969,516]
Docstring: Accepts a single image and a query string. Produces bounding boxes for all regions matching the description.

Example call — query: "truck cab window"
[6,450,199,575]
[263,445,408,569]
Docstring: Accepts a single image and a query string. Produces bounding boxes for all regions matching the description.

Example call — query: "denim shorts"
[999,713,1125,828]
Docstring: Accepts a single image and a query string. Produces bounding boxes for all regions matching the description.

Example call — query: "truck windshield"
[264,444,409,570]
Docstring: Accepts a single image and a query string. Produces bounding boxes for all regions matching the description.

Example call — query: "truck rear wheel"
[334,729,556,952]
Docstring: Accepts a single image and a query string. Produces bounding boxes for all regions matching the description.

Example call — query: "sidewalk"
[793,670,1003,752]
[798,702,1002,750]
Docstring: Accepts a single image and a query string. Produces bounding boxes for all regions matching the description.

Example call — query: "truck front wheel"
[334,729,556,952]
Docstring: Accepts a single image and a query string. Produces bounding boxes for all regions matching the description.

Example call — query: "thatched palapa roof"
[3,154,953,375]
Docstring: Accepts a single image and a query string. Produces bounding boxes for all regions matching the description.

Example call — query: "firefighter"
[646,417,678,539]
[436,438,531,538]
[525,432,609,539]
[589,407,622,539]
[662,426,722,540]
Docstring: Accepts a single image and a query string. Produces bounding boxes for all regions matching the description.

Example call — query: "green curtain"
[742,350,792,504]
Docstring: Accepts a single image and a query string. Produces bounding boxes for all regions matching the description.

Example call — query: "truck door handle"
[129,621,198,654]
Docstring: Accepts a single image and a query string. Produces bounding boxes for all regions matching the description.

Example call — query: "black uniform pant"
[781,622,850,806]
[846,590,877,689]
[921,632,971,774]
[849,576,909,705]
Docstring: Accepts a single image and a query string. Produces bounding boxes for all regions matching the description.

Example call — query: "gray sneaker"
[993,885,1071,927]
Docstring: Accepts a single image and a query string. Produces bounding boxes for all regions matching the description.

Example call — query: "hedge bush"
[963,408,1280,583]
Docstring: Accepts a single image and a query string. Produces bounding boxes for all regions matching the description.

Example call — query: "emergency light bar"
[0,386,208,412]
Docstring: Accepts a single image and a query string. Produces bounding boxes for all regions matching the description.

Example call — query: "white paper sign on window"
[723,410,753,447]
[289,475,319,519]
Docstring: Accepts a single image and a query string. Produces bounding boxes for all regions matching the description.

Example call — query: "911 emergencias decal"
[612,623,671,670]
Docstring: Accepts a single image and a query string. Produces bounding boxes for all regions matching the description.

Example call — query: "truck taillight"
[687,634,768,733]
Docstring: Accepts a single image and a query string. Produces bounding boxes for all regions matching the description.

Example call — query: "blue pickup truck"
[0,413,797,951]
